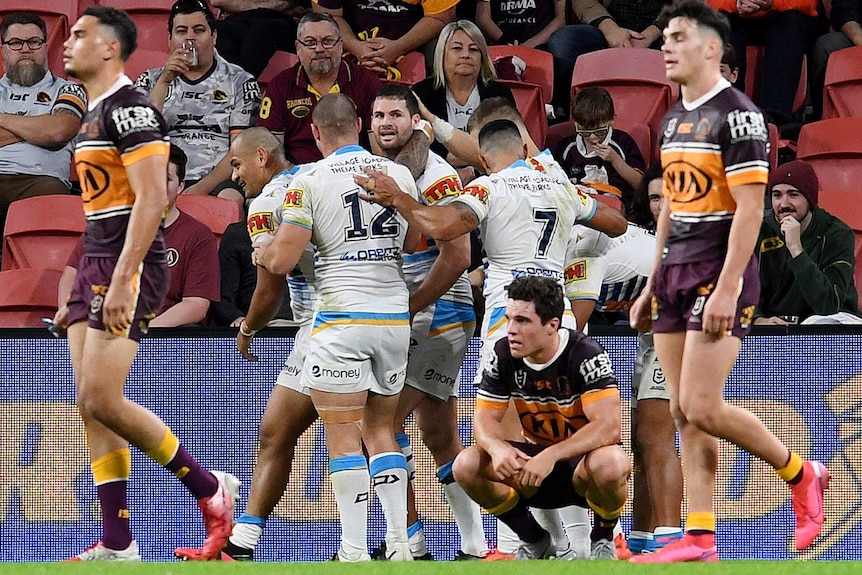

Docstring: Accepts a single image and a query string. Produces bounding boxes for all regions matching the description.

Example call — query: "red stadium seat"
[822,46,862,119]
[489,45,554,105]
[99,0,174,52]
[258,50,299,94]
[796,118,862,193]
[0,0,81,75]
[2,196,86,272]
[125,47,169,83]
[817,189,862,289]
[0,268,62,328]
[744,46,808,116]
[497,80,548,149]
[176,194,242,247]
[391,51,425,86]
[571,48,678,141]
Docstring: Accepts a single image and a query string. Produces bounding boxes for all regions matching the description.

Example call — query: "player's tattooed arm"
[394,129,431,180]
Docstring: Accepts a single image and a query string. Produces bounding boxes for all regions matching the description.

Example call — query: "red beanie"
[767,160,819,208]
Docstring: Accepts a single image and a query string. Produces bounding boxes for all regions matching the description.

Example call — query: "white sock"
[559,505,591,559]
[370,452,409,543]
[655,526,683,536]
[629,530,654,541]
[396,433,416,481]
[438,462,488,556]
[496,518,521,554]
[407,521,429,556]
[533,508,570,555]
[329,455,370,559]
[229,522,263,550]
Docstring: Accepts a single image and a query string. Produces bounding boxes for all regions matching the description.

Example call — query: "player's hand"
[160,49,192,84]
[356,167,400,207]
[251,234,274,267]
[488,441,530,481]
[236,329,259,361]
[414,93,435,122]
[517,450,555,487]
[53,305,70,332]
[702,286,738,336]
[629,291,653,331]
[103,281,134,336]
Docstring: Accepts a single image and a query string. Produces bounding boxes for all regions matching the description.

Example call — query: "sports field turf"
[3,561,861,575]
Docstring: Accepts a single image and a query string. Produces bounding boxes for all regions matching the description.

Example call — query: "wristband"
[416,119,435,143]
[239,321,257,337]
[432,116,456,143]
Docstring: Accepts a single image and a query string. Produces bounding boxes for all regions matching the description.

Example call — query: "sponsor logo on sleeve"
[580,352,614,385]
[422,175,461,204]
[282,188,304,209]
[727,109,768,143]
[564,260,587,284]
[464,183,489,205]
[110,105,161,137]
[247,212,275,237]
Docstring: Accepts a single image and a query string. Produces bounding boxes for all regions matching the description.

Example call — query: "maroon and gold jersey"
[477,328,619,447]
[74,79,169,263]
[659,79,769,264]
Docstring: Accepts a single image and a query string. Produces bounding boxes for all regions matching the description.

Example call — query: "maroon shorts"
[651,256,760,339]
[508,441,587,510]
[67,255,168,342]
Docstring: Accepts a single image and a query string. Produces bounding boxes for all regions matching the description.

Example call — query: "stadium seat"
[391,51,425,86]
[0,0,81,75]
[489,45,554,105]
[99,0,174,52]
[497,80,548,149]
[176,194,242,246]
[0,268,62,328]
[822,45,862,119]
[592,193,623,212]
[796,118,862,192]
[817,189,862,289]
[125,47,169,83]
[258,50,299,94]
[570,48,679,141]
[744,46,808,116]
[2,196,86,272]
[545,120,653,166]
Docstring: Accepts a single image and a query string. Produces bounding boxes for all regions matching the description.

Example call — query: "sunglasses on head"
[171,0,210,14]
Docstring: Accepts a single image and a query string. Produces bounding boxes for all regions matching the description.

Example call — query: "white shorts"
[301,311,410,395]
[275,322,311,396]
[406,299,475,401]
[631,331,669,406]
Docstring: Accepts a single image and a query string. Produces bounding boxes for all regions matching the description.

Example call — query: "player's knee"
[76,386,116,425]
[588,446,631,488]
[679,400,722,434]
[452,445,483,485]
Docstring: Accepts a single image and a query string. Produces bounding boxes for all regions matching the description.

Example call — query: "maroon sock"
[497,500,547,544]
[98,481,132,550]
[164,445,218,500]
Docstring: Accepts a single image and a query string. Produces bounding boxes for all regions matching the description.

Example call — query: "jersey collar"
[334,144,364,155]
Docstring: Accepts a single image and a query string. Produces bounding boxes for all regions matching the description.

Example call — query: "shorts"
[651,256,759,339]
[275,322,311,395]
[406,299,475,401]
[301,311,411,395]
[67,255,168,342]
[631,331,669,406]
[509,441,587,509]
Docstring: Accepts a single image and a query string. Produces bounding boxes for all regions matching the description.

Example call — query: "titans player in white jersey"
[256,93,419,562]
[213,127,318,561]
[367,83,488,561]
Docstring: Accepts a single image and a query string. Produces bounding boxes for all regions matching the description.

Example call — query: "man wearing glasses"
[0,11,86,242]
[256,12,382,165]
[135,0,260,208]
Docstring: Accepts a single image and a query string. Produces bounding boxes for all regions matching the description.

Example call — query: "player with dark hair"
[59,6,238,562]
[629,0,829,563]
[453,275,630,560]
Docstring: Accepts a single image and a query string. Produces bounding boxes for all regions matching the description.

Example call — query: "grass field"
[3,561,861,575]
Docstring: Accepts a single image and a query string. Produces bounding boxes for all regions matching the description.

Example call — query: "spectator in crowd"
[547,1,668,118]
[810,0,862,120]
[210,0,311,77]
[312,0,456,78]
[707,0,825,129]
[628,162,664,231]
[477,0,566,50]
[210,220,293,328]
[552,86,645,213]
[135,0,260,208]
[755,160,862,325]
[412,20,515,181]
[256,12,382,165]
[720,42,738,83]
[149,144,221,328]
[0,12,86,238]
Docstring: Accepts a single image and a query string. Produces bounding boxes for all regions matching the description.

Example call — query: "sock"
[145,428,217,499]
[437,461,488,556]
[533,508,570,555]
[628,530,654,554]
[407,520,429,556]
[558,505,590,559]
[396,433,416,482]
[369,452,409,544]
[777,451,804,484]
[496,518,521,554]
[229,514,266,549]
[587,499,623,542]
[330,454,370,559]
[92,448,132,551]
[686,511,716,534]
[488,489,547,544]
